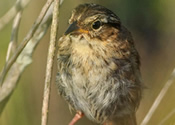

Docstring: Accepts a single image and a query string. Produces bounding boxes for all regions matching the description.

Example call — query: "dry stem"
[41,0,60,125]
[6,11,22,62]
[0,0,53,85]
[0,1,53,115]
[0,0,30,31]
[141,68,175,125]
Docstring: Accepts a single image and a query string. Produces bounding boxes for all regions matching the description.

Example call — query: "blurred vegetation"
[0,0,175,125]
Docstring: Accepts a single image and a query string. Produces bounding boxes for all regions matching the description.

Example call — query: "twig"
[0,0,64,116]
[141,68,175,125]
[41,0,60,125]
[0,0,30,31]
[0,0,54,85]
[159,108,175,125]
[0,4,53,115]
[6,11,22,62]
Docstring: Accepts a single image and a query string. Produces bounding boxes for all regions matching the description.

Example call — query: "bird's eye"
[91,20,101,30]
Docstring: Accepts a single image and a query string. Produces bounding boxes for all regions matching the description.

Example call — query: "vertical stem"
[6,11,22,62]
[41,0,60,125]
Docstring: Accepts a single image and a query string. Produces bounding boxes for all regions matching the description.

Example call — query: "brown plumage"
[56,3,142,125]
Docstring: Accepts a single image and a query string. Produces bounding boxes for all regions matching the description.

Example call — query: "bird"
[56,3,142,125]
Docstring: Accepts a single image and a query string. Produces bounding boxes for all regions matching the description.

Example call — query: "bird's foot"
[68,111,84,125]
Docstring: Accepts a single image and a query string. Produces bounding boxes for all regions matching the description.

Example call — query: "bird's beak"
[65,21,88,35]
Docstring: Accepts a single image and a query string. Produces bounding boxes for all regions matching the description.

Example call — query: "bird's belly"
[59,66,127,123]
[57,53,138,123]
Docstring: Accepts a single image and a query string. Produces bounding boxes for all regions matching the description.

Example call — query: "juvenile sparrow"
[56,3,142,125]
